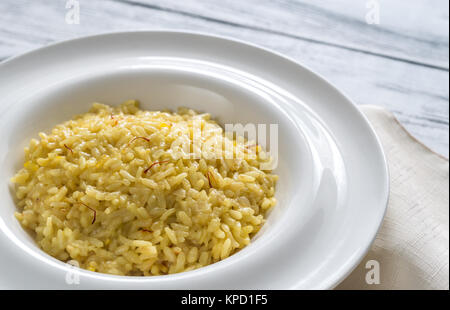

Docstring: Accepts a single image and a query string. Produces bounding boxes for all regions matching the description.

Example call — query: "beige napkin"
[336,105,449,290]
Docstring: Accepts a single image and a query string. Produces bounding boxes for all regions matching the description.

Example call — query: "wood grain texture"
[0,0,448,156]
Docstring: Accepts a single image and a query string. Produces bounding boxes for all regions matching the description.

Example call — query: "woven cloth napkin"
[336,105,449,290]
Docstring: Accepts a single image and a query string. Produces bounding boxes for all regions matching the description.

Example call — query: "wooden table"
[1,0,448,156]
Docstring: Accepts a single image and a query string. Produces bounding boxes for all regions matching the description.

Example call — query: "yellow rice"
[11,100,278,276]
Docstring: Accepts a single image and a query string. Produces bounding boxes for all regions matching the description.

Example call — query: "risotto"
[11,100,278,276]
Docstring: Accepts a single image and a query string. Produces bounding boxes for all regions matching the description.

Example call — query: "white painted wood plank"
[0,0,448,156]
[122,0,450,70]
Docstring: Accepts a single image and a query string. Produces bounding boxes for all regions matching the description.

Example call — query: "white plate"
[0,31,388,289]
